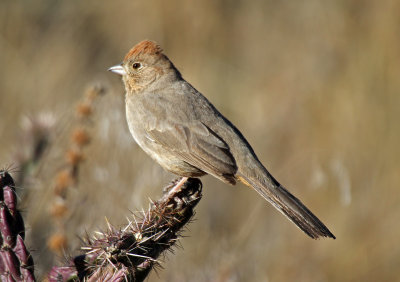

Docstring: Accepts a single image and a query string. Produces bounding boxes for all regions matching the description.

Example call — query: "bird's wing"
[146,120,238,184]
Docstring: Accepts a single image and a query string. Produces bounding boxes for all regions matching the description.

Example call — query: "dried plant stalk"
[48,84,105,256]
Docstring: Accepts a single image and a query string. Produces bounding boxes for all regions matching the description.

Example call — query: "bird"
[109,40,335,239]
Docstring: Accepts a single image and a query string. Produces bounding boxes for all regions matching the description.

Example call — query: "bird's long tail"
[238,171,335,239]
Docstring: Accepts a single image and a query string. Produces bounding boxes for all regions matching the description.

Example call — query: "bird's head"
[109,40,180,93]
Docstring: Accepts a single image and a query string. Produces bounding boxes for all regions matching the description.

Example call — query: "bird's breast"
[125,99,148,147]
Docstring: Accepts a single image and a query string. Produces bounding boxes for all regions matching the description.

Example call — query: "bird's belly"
[126,110,205,177]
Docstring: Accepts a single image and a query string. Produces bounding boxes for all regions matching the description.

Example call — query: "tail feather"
[239,173,335,239]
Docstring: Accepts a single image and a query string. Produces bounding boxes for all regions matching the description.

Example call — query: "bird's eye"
[132,62,142,69]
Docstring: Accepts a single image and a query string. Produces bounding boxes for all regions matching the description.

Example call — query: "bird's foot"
[167,177,189,196]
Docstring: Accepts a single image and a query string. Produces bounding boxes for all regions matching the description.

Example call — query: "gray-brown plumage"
[109,40,335,239]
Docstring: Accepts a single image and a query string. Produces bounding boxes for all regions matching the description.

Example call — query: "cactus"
[0,170,35,281]
[48,177,202,281]
[0,170,202,281]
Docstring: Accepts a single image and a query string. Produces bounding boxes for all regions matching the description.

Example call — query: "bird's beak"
[108,64,126,76]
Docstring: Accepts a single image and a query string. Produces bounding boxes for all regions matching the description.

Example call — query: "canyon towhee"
[109,40,335,239]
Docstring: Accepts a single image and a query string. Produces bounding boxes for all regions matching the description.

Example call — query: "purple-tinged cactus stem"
[0,170,35,281]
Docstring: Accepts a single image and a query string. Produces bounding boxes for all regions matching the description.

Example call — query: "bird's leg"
[168,177,189,196]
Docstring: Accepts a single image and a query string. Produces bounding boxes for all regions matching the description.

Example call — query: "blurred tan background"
[1,0,399,281]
